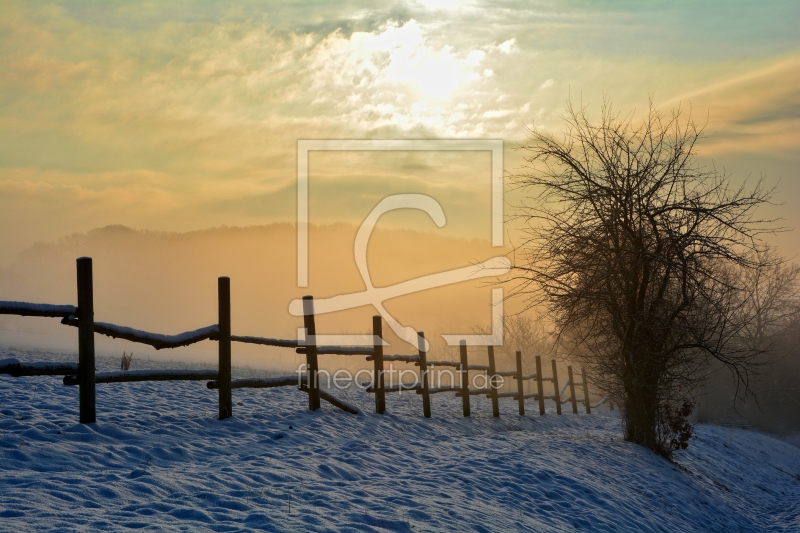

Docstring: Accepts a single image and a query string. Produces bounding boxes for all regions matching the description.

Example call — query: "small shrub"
[657,400,695,458]
[120,352,133,371]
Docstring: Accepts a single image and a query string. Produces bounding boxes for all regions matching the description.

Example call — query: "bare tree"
[508,98,781,458]
[506,314,552,364]
[469,313,553,393]
[737,248,800,351]
[475,313,552,366]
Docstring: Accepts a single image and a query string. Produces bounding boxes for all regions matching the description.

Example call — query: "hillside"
[2,349,799,532]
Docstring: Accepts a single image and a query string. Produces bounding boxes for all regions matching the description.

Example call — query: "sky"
[1,0,799,268]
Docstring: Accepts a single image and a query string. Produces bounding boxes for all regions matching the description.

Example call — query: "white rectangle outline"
[297,139,504,287]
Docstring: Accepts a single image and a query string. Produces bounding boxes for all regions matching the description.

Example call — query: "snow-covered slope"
[1,350,799,532]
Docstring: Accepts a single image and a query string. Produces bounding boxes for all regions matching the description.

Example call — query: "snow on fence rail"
[0,256,604,425]
[0,358,80,377]
[60,317,220,350]
[297,346,374,356]
[0,301,76,318]
[63,369,219,385]
[231,335,299,348]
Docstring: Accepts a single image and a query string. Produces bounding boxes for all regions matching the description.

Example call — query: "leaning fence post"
[515,351,525,416]
[459,340,470,417]
[77,257,96,424]
[372,315,385,414]
[303,296,320,411]
[418,331,431,418]
[551,359,562,415]
[581,367,591,414]
[487,346,499,418]
[218,277,232,420]
[535,355,546,416]
[568,365,578,414]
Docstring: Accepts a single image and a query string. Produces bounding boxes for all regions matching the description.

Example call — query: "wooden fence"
[1,257,605,424]
[366,338,601,418]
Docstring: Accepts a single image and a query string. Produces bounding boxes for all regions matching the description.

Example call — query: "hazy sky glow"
[1,0,798,265]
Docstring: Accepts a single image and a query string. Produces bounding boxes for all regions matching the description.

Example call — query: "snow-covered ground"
[1,349,799,532]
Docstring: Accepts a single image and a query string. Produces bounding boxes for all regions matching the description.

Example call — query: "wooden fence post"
[515,351,525,415]
[535,355,545,416]
[303,296,320,411]
[218,277,232,419]
[372,315,385,414]
[581,367,591,414]
[568,365,578,414]
[487,346,499,418]
[551,359,562,415]
[459,340,470,417]
[77,257,96,424]
[418,331,431,418]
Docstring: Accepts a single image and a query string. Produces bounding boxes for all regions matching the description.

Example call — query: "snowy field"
[1,349,799,532]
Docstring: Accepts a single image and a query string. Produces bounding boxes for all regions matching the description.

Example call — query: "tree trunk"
[623,383,659,451]
[621,341,662,453]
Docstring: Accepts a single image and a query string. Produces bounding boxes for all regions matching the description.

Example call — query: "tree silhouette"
[509,98,782,457]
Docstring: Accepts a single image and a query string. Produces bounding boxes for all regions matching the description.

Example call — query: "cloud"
[659,57,800,110]
[496,39,518,54]
[1,1,798,265]
[482,109,514,119]
[304,19,508,127]
[658,57,800,155]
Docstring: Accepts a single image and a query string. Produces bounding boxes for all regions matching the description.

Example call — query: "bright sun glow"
[387,45,464,99]
[312,20,484,102]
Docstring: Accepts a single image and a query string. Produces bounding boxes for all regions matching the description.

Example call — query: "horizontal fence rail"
[206,376,304,389]
[63,369,219,386]
[0,358,80,377]
[231,335,299,348]
[420,386,461,395]
[426,360,461,368]
[61,317,219,350]
[368,354,419,363]
[296,346,374,356]
[456,388,491,397]
[0,302,76,318]
[592,395,610,409]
